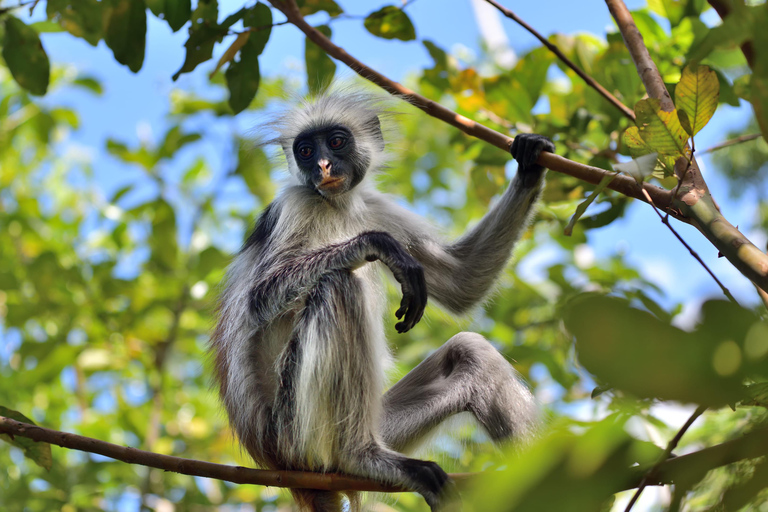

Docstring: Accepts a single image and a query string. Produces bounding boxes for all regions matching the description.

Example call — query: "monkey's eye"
[329,136,346,150]
[298,146,314,159]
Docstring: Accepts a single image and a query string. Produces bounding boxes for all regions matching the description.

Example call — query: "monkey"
[210,90,554,512]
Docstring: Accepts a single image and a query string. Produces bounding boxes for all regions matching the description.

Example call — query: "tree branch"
[624,406,706,511]
[0,416,475,492]
[483,0,635,121]
[605,0,768,293]
[5,415,768,499]
[700,133,762,154]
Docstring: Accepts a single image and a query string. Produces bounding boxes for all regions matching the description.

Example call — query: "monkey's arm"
[386,134,554,315]
[249,232,426,332]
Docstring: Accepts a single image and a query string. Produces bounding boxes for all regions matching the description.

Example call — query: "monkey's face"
[292,124,370,197]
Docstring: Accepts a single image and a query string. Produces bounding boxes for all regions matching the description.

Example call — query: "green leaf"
[2,17,50,96]
[104,0,147,73]
[298,0,343,17]
[165,0,191,32]
[243,2,272,56]
[173,0,224,81]
[364,6,416,41]
[225,40,261,114]
[46,0,104,46]
[0,407,52,471]
[674,64,719,136]
[687,4,753,64]
[752,6,768,140]
[72,75,103,95]
[148,199,178,271]
[305,25,335,95]
[564,173,616,236]
[622,126,653,158]
[564,295,757,406]
[634,98,689,159]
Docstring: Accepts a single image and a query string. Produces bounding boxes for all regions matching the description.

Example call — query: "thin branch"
[700,133,762,154]
[640,188,738,303]
[6,415,768,498]
[266,0,677,215]
[483,0,635,121]
[624,406,706,512]
[0,416,472,493]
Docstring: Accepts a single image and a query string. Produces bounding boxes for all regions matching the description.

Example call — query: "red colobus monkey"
[211,91,553,511]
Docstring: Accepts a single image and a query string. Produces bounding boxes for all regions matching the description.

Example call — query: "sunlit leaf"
[634,98,689,159]
[2,17,50,96]
[364,6,416,41]
[675,64,719,136]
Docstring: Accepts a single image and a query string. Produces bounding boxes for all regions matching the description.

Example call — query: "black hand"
[360,232,428,333]
[510,133,555,188]
[393,260,427,333]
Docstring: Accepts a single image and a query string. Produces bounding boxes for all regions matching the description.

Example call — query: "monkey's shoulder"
[243,202,280,252]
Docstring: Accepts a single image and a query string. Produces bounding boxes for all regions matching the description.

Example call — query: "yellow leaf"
[674,64,719,136]
[634,98,689,159]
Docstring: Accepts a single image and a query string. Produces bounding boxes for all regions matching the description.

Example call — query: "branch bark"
[4,416,768,498]
[605,0,768,293]
[0,416,475,492]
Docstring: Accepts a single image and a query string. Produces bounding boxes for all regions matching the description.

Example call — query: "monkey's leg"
[381,332,537,454]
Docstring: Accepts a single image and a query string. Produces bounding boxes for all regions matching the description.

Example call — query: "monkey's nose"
[318,158,332,178]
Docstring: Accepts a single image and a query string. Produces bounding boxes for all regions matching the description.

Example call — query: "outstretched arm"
[377,134,554,314]
[249,231,427,332]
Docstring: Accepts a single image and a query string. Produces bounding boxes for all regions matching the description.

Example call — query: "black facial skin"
[292,125,370,197]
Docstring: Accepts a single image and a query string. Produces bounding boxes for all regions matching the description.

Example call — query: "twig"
[266,0,677,215]
[483,0,635,121]
[0,416,473,492]
[700,133,762,154]
[640,187,738,303]
[624,406,706,512]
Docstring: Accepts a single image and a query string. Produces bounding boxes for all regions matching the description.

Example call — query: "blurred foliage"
[0,1,768,512]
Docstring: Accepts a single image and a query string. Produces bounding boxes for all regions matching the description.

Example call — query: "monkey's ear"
[366,116,385,152]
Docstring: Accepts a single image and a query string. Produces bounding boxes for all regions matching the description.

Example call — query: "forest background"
[2,0,768,510]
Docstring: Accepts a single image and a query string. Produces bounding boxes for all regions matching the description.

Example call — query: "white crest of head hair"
[263,87,395,179]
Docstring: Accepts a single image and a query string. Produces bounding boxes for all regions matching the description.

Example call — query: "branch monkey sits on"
[211,90,554,512]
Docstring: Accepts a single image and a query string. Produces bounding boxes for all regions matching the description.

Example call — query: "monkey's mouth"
[317,176,346,192]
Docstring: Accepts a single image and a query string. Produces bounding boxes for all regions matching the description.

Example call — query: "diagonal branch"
[483,0,635,121]
[605,0,768,293]
[267,0,676,214]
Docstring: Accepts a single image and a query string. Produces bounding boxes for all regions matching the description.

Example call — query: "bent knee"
[442,332,509,374]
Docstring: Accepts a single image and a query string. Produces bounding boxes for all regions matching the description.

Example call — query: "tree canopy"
[2,0,768,510]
